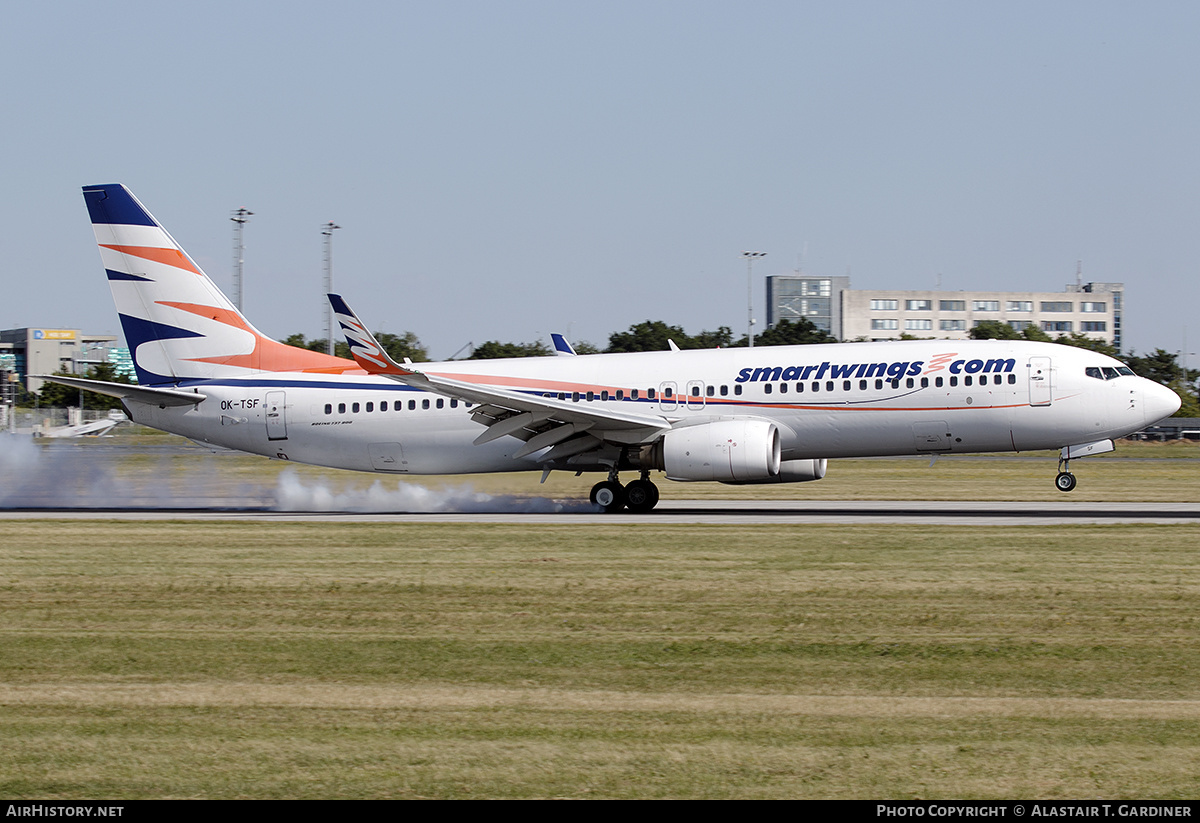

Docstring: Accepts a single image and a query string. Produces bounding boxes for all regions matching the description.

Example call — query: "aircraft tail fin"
[328,293,419,377]
[83,184,361,386]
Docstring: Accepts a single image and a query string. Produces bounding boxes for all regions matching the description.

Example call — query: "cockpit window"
[1086,367,1102,379]
[1117,366,1135,376]
[1102,367,1120,380]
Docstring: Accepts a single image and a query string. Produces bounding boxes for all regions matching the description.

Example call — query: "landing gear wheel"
[1055,472,1077,492]
[624,479,660,513]
[590,480,627,512]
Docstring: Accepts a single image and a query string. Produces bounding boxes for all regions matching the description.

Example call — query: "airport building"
[766,275,1123,349]
[0,328,129,393]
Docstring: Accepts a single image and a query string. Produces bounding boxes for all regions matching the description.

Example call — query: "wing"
[328,295,671,463]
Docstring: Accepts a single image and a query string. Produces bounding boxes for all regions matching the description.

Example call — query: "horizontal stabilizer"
[33,374,206,407]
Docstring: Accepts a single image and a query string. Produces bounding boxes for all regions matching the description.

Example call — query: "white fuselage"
[121,339,1180,478]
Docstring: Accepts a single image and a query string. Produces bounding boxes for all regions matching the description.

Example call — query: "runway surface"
[1,499,1197,525]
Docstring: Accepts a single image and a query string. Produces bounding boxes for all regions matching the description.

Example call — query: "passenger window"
[648,389,656,400]
[764,384,773,395]
[843,381,851,391]
[779,383,788,394]
[964,376,973,387]
[586,391,594,401]
[795,383,804,393]
[601,391,609,401]
[663,388,672,398]
[826,381,834,392]
[1008,374,1016,384]
[734,385,742,396]
[707,386,715,397]
[436,398,444,408]
[408,400,416,410]
[950,377,958,387]
[617,390,625,400]
[450,399,458,408]
[558,392,566,401]
[920,377,928,388]
[906,378,914,389]
[720,385,728,396]
[572,392,580,402]
[875,379,883,390]
[366,402,374,412]
[381,401,388,411]
[422,399,430,410]
[324,404,332,415]
[859,380,867,390]
[935,377,943,388]
[338,403,346,414]
[890,379,900,389]
[631,389,639,400]
[352,402,360,413]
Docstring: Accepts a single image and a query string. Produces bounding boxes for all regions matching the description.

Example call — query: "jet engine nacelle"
[660,420,781,482]
[720,458,828,485]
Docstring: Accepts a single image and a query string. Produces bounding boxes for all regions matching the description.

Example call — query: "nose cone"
[1144,380,1182,426]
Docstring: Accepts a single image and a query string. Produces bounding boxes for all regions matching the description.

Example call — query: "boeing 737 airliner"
[44,184,1181,512]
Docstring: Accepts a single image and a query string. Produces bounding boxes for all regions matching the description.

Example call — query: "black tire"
[590,480,627,512]
[624,479,660,513]
[1055,472,1077,492]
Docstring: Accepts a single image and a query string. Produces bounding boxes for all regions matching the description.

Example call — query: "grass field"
[2,516,1200,798]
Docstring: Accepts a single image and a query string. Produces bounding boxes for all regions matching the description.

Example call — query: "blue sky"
[3,1,1198,360]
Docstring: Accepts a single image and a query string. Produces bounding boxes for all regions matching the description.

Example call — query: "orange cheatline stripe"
[100,244,202,275]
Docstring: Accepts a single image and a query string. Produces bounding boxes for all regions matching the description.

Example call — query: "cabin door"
[1028,357,1052,407]
[265,391,288,440]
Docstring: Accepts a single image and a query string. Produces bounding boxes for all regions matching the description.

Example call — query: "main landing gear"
[590,470,660,513]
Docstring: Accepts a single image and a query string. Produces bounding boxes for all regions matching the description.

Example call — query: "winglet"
[550,333,577,356]
[328,294,419,376]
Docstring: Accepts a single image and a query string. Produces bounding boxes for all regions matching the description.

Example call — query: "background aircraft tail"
[83,184,361,386]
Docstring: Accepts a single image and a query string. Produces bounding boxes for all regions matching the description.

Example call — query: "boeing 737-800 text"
[43,184,1181,512]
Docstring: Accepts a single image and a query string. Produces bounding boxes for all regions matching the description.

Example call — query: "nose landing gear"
[1055,455,1077,492]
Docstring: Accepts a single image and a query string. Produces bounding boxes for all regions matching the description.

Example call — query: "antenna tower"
[230,208,253,312]
[322,222,341,356]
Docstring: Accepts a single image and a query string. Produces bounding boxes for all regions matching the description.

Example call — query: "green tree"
[605,321,736,352]
[606,321,692,353]
[969,320,1021,340]
[730,318,836,347]
[468,340,551,359]
[691,326,735,349]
